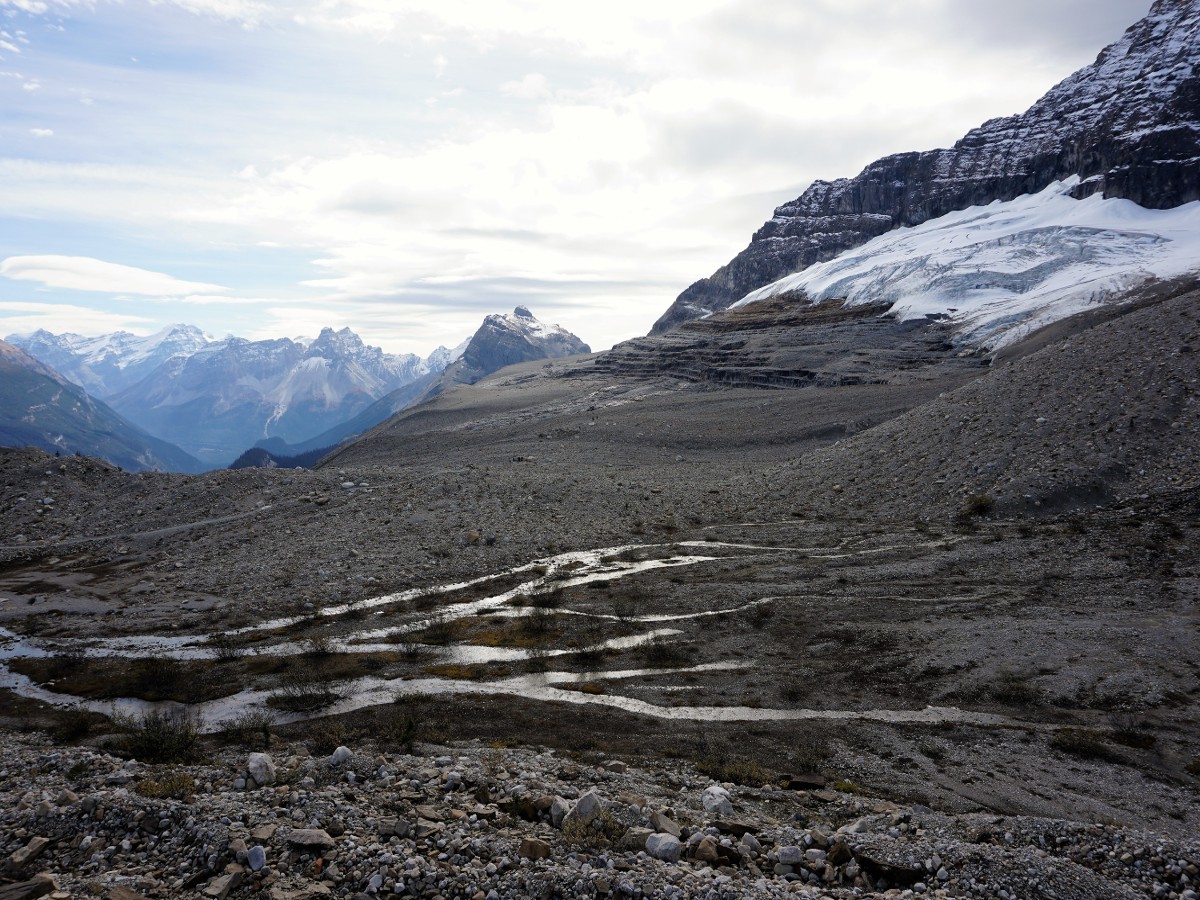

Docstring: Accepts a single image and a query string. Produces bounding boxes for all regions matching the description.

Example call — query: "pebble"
[0,732,1196,900]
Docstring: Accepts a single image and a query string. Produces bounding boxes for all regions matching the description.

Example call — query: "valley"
[2,283,1197,876]
[1,1,1198,896]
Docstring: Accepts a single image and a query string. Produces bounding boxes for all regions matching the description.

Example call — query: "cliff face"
[652,0,1200,334]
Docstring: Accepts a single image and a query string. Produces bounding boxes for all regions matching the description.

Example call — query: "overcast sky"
[0,0,1152,355]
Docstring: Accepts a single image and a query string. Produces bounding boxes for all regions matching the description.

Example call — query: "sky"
[0,0,1153,356]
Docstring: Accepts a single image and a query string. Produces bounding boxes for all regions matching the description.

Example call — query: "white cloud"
[0,2,49,16]
[0,0,1153,353]
[0,301,155,337]
[500,73,550,100]
[0,256,227,295]
[28,127,52,137]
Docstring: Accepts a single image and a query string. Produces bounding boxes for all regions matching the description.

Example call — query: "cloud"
[28,127,53,137]
[0,0,1156,356]
[0,301,155,337]
[0,256,227,295]
[501,72,550,100]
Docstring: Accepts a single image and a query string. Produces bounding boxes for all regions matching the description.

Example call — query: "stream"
[0,533,1021,732]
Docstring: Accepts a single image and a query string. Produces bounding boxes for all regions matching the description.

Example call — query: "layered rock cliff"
[653,0,1200,333]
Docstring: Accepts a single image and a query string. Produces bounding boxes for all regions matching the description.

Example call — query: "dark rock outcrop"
[440,306,591,388]
[653,0,1200,334]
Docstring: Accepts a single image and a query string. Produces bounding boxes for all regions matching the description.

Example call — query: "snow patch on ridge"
[735,179,1200,348]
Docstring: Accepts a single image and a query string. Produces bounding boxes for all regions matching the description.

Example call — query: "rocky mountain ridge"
[8,326,459,467]
[440,306,591,390]
[235,308,590,468]
[653,0,1200,333]
[8,324,213,397]
[0,339,202,473]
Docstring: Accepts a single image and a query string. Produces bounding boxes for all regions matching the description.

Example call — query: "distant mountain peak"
[445,307,590,387]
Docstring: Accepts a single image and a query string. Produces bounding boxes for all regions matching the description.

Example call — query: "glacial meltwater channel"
[0,533,1032,732]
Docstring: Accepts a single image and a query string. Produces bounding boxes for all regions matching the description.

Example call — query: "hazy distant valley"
[1,2,1199,899]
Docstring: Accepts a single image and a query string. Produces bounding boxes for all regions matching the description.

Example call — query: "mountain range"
[0,339,202,473]
[6,324,459,466]
[5,307,590,471]
[231,305,591,466]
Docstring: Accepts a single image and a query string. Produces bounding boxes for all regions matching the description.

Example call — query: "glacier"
[734,178,1200,348]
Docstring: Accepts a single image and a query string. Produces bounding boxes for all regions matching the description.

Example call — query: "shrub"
[209,634,245,662]
[136,770,196,800]
[1050,728,1117,761]
[560,681,606,695]
[522,606,554,637]
[531,590,563,609]
[267,673,343,711]
[376,694,428,754]
[610,596,637,623]
[561,806,626,850]
[637,635,691,667]
[48,643,89,678]
[115,710,202,764]
[218,710,275,749]
[132,657,183,699]
[417,615,457,645]
[302,634,335,656]
[697,755,772,788]
[962,493,995,517]
[833,779,868,795]
[306,720,352,757]
[50,708,96,743]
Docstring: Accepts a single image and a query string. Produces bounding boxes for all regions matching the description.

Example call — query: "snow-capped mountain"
[230,309,587,468]
[736,178,1200,348]
[442,306,591,387]
[7,325,459,466]
[8,324,213,397]
[654,0,1200,334]
[0,340,202,473]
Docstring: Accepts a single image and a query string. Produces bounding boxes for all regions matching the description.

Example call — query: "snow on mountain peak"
[736,178,1200,349]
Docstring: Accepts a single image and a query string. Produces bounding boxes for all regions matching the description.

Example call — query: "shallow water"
[0,531,1023,735]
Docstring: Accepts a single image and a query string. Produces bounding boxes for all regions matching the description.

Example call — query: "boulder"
[648,810,680,837]
[8,837,50,868]
[550,796,571,829]
[701,784,734,818]
[620,828,653,852]
[518,838,552,860]
[562,790,603,831]
[645,833,682,863]
[202,873,242,900]
[329,746,353,765]
[285,829,336,850]
[694,836,720,864]
[0,875,56,900]
[777,846,804,866]
[247,752,276,787]
[247,845,267,872]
